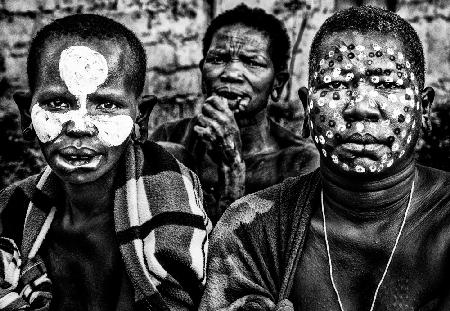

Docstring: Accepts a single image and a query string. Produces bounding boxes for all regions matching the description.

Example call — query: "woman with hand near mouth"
[151,4,319,224]
[0,14,209,311]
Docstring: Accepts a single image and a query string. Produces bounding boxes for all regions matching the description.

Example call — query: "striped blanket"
[0,141,211,310]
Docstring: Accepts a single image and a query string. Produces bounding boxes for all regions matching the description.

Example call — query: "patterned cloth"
[0,141,211,310]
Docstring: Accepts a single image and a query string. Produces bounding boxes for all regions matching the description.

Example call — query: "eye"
[242,56,266,68]
[375,81,397,89]
[205,53,228,64]
[96,101,119,111]
[43,98,70,111]
[326,81,349,90]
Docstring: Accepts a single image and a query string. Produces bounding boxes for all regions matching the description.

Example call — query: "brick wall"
[0,0,449,187]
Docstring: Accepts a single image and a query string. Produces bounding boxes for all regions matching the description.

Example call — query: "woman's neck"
[62,167,118,222]
[321,159,416,220]
[237,109,279,156]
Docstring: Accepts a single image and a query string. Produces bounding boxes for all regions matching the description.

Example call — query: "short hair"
[309,6,425,90]
[202,4,291,73]
[27,14,146,96]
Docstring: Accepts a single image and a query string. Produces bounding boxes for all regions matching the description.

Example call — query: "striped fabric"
[0,141,211,310]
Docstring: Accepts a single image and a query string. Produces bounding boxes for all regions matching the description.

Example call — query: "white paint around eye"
[31,45,134,146]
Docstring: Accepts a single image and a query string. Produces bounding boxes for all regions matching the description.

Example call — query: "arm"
[199,196,280,311]
[194,96,246,214]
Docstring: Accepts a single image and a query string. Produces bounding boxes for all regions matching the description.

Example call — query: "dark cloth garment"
[0,141,211,311]
[150,117,320,223]
[199,165,450,310]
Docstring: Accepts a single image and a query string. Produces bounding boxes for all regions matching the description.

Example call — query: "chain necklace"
[321,180,415,311]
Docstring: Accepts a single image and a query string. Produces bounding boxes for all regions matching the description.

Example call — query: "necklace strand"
[321,180,415,311]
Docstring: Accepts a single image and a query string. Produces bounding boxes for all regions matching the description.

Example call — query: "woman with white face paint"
[0,14,209,311]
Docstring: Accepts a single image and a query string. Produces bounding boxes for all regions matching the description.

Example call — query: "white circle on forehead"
[59,46,108,96]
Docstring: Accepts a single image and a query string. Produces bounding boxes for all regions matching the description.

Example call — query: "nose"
[343,87,382,122]
[65,112,98,137]
[220,60,244,83]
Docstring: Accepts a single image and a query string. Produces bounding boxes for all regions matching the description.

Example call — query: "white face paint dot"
[392,142,400,152]
[406,61,411,68]
[319,135,325,144]
[59,46,108,97]
[332,155,339,164]
[340,46,348,52]
[332,68,341,77]
[407,135,412,144]
[356,45,365,51]
[324,75,331,83]
[314,136,319,144]
[326,130,334,139]
[400,150,405,158]
[355,165,365,173]
[320,59,325,66]
[342,163,349,171]
[355,122,364,133]
[345,63,353,70]
[387,48,394,55]
[345,73,354,81]
[318,98,326,107]
[397,78,404,86]
[338,124,346,132]
[329,51,335,57]
[405,114,411,124]
[322,149,327,157]
[369,165,377,172]
[371,76,380,83]
[373,43,381,51]
[398,52,404,61]
[387,159,394,167]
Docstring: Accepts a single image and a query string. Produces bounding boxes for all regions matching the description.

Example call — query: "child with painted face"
[0,14,209,311]
[200,6,450,311]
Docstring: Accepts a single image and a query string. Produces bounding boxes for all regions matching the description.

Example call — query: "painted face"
[308,32,421,176]
[202,24,276,115]
[31,38,139,184]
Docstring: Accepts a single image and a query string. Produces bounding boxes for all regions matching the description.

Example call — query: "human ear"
[420,87,435,134]
[270,71,290,102]
[13,91,34,139]
[135,95,158,143]
[298,87,310,138]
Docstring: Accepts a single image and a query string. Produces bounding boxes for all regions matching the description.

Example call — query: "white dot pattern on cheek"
[309,42,421,174]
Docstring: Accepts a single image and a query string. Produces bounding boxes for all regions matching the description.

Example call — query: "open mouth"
[57,147,102,169]
[215,89,250,110]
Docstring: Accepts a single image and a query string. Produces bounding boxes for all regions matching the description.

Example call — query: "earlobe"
[271,71,290,102]
[13,91,33,132]
[135,95,158,143]
[298,87,311,138]
[420,87,435,134]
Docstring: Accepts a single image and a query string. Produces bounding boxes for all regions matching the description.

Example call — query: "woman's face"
[31,38,139,185]
[201,24,276,116]
[308,31,422,176]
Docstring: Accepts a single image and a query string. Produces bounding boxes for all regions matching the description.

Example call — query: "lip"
[343,133,382,145]
[214,86,248,98]
[59,146,99,157]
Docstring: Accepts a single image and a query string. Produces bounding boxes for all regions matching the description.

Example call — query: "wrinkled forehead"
[209,24,271,53]
[317,30,406,59]
[35,37,130,88]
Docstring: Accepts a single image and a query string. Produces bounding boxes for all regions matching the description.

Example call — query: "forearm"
[217,155,246,213]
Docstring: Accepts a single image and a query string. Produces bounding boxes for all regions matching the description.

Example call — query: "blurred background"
[0,0,448,188]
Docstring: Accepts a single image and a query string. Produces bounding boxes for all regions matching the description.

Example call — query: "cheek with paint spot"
[91,115,134,147]
[310,41,421,174]
[31,104,134,146]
